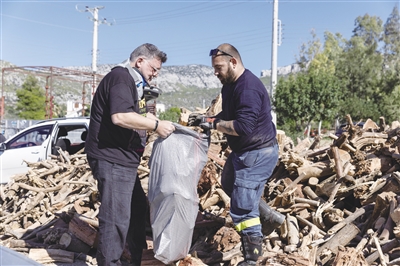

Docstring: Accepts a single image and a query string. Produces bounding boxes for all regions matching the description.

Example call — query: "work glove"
[188,113,206,126]
[200,117,220,131]
[199,119,214,131]
[188,113,219,130]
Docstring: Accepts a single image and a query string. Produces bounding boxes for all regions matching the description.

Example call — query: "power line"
[76,5,113,73]
[114,2,240,25]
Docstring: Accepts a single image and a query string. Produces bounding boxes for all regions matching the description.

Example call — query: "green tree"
[380,85,400,122]
[382,5,400,65]
[158,107,181,123]
[274,31,343,133]
[276,10,400,129]
[296,29,322,69]
[274,67,342,131]
[335,14,384,121]
[379,6,400,122]
[352,14,383,46]
[16,75,46,119]
[274,73,306,131]
[323,31,347,67]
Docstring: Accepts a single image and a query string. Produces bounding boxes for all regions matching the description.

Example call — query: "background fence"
[0,119,40,140]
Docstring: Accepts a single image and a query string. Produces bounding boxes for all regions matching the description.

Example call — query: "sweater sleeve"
[232,88,262,136]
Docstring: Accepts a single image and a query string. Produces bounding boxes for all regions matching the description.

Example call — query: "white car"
[0,117,89,184]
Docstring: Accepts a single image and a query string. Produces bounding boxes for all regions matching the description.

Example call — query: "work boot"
[259,198,285,236]
[238,235,263,265]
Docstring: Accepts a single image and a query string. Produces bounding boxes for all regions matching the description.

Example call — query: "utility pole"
[76,5,112,101]
[270,0,280,125]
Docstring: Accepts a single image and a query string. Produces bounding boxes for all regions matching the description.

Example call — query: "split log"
[317,223,360,264]
[293,137,312,155]
[28,248,75,264]
[203,188,230,210]
[285,160,334,192]
[68,213,98,247]
[59,232,91,253]
[362,192,397,236]
[380,198,397,241]
[8,239,48,249]
[286,214,300,246]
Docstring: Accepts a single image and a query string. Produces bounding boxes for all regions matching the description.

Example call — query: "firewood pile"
[1,110,400,265]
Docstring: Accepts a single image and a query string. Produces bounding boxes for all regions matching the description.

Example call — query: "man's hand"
[156,120,175,138]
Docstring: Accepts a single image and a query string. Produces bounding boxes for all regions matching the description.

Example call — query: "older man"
[85,43,175,266]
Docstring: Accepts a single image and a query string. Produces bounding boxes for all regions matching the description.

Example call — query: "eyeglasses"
[209,48,233,58]
[144,59,159,74]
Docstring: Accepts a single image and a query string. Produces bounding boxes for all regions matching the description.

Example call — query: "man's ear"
[134,57,144,68]
[230,57,238,68]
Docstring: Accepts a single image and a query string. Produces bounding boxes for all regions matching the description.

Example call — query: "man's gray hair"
[130,43,167,63]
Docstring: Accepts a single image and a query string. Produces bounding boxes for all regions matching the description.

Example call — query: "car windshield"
[8,126,52,149]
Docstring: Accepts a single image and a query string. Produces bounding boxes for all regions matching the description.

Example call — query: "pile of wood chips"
[1,106,400,266]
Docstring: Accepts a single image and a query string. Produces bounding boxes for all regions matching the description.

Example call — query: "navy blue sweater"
[216,69,276,153]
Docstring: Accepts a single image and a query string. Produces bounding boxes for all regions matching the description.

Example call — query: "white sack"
[148,124,209,264]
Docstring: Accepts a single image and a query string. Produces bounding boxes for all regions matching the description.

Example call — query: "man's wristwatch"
[154,120,159,131]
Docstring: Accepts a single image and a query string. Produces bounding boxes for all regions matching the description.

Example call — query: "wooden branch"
[327,204,373,235]
[307,146,331,158]
[379,199,396,241]
[355,229,374,253]
[365,238,400,264]
[17,182,63,193]
[374,236,388,266]
[294,197,320,207]
[328,133,356,152]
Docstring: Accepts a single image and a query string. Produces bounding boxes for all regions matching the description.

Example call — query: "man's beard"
[219,66,236,85]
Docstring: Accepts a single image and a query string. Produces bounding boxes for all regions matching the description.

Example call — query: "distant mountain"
[260,63,303,77]
[65,63,224,110]
[68,63,222,93]
[0,60,299,114]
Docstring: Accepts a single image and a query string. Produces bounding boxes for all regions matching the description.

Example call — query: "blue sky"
[1,0,399,76]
